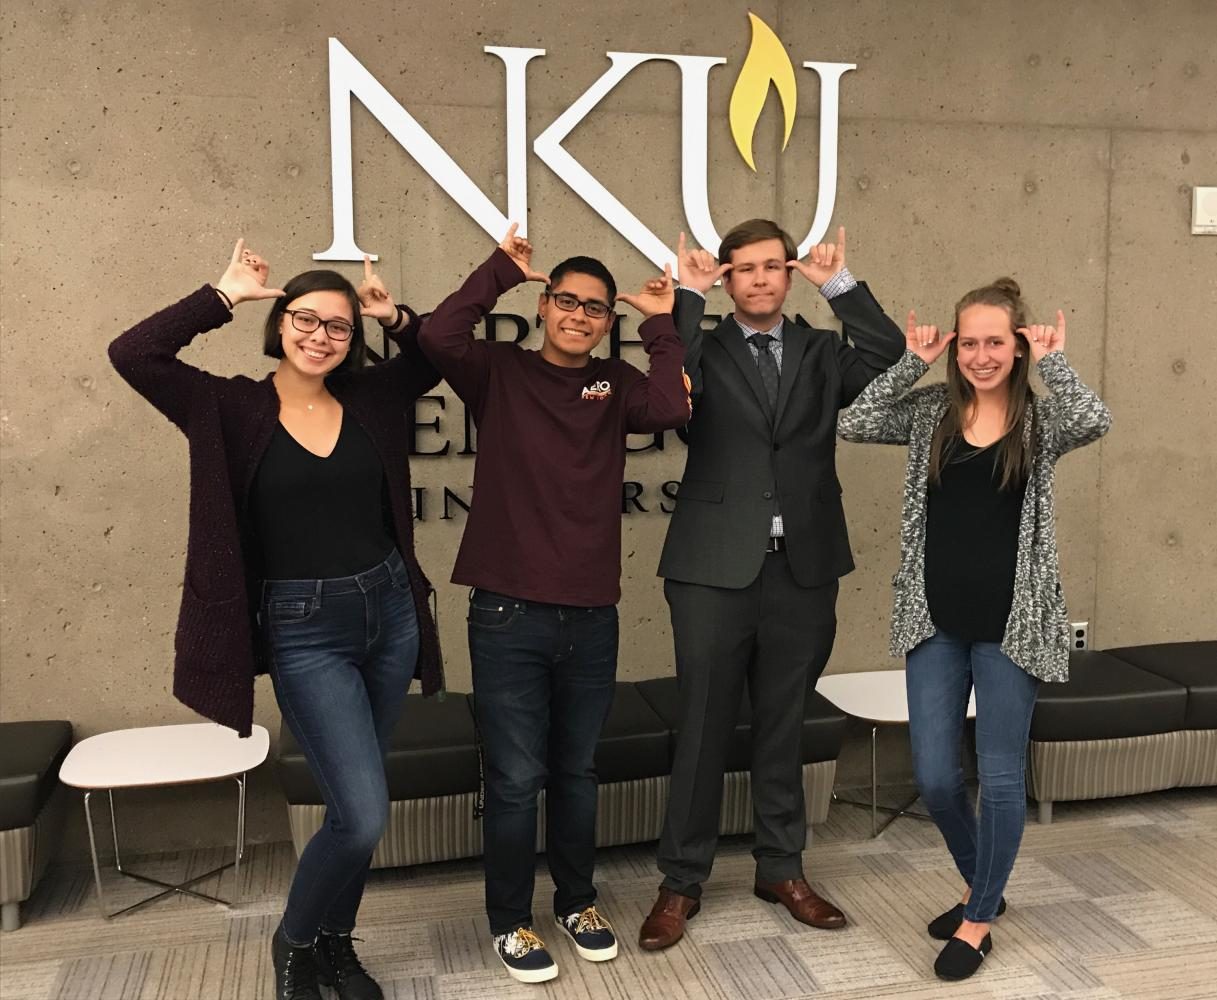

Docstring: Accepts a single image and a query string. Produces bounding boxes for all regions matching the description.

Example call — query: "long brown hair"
[928,278,1034,490]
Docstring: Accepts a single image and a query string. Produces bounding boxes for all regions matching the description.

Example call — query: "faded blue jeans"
[906,631,1040,923]
[264,548,419,946]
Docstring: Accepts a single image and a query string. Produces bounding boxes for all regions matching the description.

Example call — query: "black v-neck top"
[924,435,1026,643]
[250,413,396,580]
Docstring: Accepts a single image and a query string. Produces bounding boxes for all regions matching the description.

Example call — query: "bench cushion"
[0,720,73,830]
[1103,642,1217,730]
[595,683,672,782]
[1031,650,1188,742]
[635,677,846,771]
[277,693,479,805]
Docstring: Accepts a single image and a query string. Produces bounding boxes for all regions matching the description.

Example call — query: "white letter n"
[314,38,543,260]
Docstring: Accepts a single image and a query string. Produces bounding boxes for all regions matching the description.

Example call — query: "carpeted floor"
[2,787,1216,999]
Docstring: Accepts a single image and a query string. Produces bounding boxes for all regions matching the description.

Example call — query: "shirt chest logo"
[581,380,613,400]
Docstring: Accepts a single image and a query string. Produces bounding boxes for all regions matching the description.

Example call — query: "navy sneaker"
[492,927,559,983]
[554,905,618,962]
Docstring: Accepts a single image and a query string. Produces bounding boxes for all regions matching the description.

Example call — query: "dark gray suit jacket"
[658,285,904,590]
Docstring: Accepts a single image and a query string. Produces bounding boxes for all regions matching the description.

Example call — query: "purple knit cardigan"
[109,286,444,736]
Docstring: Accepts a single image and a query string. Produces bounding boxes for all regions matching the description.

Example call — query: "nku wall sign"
[315,13,855,268]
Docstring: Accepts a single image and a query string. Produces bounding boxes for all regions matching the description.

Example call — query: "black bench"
[0,720,73,931]
[276,680,846,868]
[1028,644,1214,822]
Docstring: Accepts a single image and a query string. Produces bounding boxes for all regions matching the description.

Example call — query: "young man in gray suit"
[639,220,904,949]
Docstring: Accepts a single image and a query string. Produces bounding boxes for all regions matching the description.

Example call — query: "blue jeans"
[468,590,618,935]
[906,631,1040,923]
[264,548,419,946]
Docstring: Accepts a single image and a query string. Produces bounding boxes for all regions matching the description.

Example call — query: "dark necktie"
[748,333,779,411]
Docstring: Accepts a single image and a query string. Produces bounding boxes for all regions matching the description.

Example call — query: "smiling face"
[537,271,614,368]
[721,237,793,326]
[954,303,1025,393]
[278,290,354,378]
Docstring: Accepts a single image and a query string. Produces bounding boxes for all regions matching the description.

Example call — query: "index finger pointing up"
[837,226,846,253]
[678,231,687,257]
[230,238,245,266]
[363,254,373,281]
[503,221,519,243]
[1056,309,1066,336]
[906,309,917,336]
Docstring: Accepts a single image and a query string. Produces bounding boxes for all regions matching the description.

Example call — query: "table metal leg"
[108,790,123,873]
[83,792,109,918]
[82,782,246,919]
[831,725,933,838]
[233,773,247,890]
[871,725,878,837]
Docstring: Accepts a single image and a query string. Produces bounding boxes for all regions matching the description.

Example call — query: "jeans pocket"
[467,598,520,631]
[267,597,317,626]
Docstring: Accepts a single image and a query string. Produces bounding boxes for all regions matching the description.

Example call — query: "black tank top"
[251,414,396,579]
[924,436,1026,643]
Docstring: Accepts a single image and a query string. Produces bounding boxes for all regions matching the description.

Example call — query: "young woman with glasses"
[109,241,443,1000]
[837,279,1111,982]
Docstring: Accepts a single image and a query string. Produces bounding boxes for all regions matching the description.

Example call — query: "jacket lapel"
[714,317,772,420]
[772,318,809,433]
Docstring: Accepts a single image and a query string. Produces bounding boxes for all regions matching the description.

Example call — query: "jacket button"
[762,491,773,499]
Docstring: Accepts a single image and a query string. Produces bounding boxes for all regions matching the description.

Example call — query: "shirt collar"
[735,316,784,341]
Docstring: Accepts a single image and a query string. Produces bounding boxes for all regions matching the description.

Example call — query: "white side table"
[59,723,270,919]
[816,671,976,838]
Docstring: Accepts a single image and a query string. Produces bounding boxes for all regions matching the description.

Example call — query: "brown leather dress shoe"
[754,878,846,929]
[638,888,700,951]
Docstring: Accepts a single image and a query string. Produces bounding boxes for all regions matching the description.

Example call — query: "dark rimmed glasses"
[544,290,613,320]
[284,309,355,342]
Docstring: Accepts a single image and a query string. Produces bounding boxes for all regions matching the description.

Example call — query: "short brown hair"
[717,218,797,265]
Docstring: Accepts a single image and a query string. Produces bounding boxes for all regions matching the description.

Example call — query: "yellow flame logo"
[729,12,797,171]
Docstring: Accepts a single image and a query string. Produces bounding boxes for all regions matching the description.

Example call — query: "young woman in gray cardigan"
[837,278,1111,982]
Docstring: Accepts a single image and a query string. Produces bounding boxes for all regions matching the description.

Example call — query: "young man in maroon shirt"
[418,225,689,984]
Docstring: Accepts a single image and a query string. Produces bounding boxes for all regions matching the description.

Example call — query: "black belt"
[766,535,786,553]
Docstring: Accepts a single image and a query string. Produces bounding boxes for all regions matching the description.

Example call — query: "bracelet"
[214,286,234,311]
[391,303,404,330]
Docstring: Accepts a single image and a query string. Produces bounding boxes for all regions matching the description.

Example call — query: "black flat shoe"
[927,897,1006,940]
[934,934,992,981]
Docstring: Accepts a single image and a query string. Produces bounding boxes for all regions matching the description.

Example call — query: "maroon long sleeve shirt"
[419,249,689,607]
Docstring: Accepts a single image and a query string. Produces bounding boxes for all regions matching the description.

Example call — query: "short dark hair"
[547,256,616,303]
[718,218,797,265]
[262,270,367,372]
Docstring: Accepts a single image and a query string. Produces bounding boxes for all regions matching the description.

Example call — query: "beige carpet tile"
[1091,890,1217,948]
[0,961,61,1000]
[1003,856,1093,905]
[782,925,919,993]
[700,936,819,999]
[1087,943,1217,1000]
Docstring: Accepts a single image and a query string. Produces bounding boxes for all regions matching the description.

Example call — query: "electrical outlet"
[1070,621,1089,651]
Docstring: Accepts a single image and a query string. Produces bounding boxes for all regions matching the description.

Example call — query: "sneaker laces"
[321,932,370,983]
[570,906,610,935]
[502,928,546,958]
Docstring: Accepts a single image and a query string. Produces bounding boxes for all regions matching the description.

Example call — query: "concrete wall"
[2,0,1213,855]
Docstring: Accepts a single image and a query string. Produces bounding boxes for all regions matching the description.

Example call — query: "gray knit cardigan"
[837,350,1112,682]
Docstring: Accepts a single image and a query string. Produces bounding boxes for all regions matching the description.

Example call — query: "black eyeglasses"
[284,309,355,342]
[544,290,612,320]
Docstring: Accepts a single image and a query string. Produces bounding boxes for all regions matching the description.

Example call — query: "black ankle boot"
[314,930,383,1000]
[271,926,323,1000]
